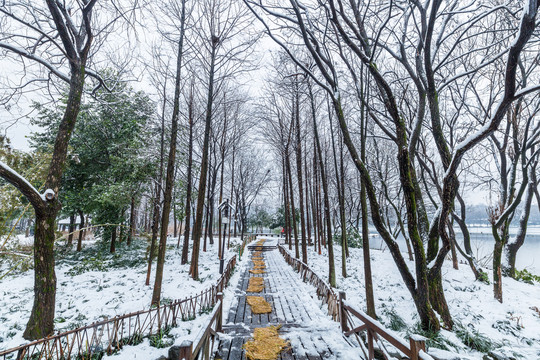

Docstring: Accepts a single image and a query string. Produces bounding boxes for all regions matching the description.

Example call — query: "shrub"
[515,269,540,284]
[477,270,490,285]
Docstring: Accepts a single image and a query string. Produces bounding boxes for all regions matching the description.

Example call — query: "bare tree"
[245,0,540,331]
[189,0,257,279]
[151,0,188,306]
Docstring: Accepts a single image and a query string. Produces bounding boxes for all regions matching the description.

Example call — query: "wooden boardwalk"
[217,239,363,360]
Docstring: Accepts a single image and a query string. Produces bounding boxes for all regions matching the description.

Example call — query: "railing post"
[409,336,426,360]
[367,329,375,360]
[171,340,192,360]
[339,291,349,332]
[216,292,223,333]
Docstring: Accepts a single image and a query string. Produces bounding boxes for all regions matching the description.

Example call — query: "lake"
[368,225,540,275]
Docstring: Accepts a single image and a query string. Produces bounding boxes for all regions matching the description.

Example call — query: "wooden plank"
[278,271,306,323]
[227,336,245,360]
[267,295,279,324]
[234,290,247,324]
[240,270,250,292]
[217,338,232,360]
[272,294,289,323]
[280,346,295,360]
[306,334,330,360]
[243,293,253,325]
[311,334,332,358]
[268,264,295,323]
[227,293,240,324]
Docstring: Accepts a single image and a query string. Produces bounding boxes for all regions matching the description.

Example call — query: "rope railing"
[0,255,237,360]
[277,244,434,360]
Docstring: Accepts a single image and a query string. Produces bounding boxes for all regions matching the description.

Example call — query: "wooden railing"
[278,245,434,360]
[0,255,237,360]
[170,293,224,360]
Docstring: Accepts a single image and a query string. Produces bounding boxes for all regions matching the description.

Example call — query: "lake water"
[368,225,540,274]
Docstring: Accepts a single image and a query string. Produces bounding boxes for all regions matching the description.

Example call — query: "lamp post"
[218,199,232,274]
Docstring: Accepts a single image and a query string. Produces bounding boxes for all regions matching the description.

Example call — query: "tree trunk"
[506,169,534,277]
[332,95,440,331]
[181,82,195,265]
[310,153,317,250]
[190,39,218,280]
[357,80,376,318]
[282,156,291,248]
[493,230,505,303]
[152,0,186,305]
[452,200,483,280]
[23,210,57,340]
[22,64,86,339]
[146,183,161,286]
[286,153,299,259]
[77,210,84,251]
[304,153,312,246]
[311,92,335,286]
[293,79,308,264]
[67,213,75,246]
[448,223,459,270]
[229,143,236,246]
[208,164,218,247]
[146,54,170,286]
[428,268,453,327]
[218,98,228,260]
[314,147,322,254]
[110,225,117,253]
[328,105,346,278]
[173,199,178,239]
[128,196,136,246]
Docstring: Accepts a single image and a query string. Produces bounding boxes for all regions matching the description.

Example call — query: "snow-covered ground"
[0,234,247,356]
[299,243,540,359]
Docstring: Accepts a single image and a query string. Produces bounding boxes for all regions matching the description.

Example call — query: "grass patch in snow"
[410,323,454,351]
[455,322,496,353]
[149,327,174,349]
[492,318,522,337]
[381,307,407,332]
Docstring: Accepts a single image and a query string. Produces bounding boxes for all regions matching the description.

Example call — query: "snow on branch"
[0,160,45,211]
[0,42,70,83]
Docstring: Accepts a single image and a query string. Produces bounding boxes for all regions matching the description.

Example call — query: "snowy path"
[218,239,363,359]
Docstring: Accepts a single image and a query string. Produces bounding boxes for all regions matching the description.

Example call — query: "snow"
[302,243,540,359]
[0,235,248,356]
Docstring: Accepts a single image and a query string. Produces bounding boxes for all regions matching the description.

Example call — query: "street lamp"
[218,199,233,274]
